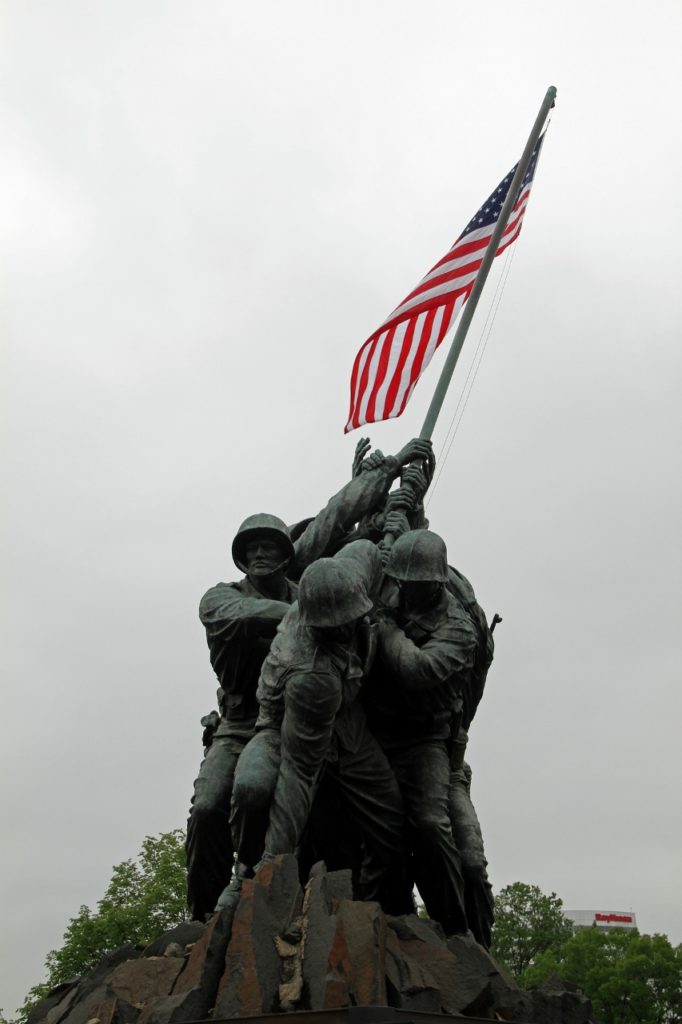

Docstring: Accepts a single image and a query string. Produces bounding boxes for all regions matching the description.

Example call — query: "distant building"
[564,909,637,933]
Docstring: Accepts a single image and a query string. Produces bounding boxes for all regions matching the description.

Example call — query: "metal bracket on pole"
[419,86,557,442]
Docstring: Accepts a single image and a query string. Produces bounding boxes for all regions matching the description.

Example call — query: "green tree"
[525,927,682,1024]
[16,831,187,1023]
[490,881,572,978]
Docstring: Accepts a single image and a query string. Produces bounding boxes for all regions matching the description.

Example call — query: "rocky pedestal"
[28,857,595,1024]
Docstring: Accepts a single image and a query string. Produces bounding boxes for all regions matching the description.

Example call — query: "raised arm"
[291,438,433,578]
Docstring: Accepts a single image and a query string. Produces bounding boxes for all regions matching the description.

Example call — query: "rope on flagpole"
[426,244,517,507]
[436,250,513,457]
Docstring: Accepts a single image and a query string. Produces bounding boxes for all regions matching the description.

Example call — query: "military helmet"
[335,539,384,603]
[231,513,295,573]
[384,529,449,583]
[298,558,372,628]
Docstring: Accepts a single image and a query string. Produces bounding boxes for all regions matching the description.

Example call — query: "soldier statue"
[188,434,497,948]
[363,530,477,936]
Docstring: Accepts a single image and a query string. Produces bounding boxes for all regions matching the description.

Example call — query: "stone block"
[257,853,304,924]
[34,946,143,1024]
[135,992,201,1024]
[137,908,236,1024]
[89,947,143,985]
[529,989,595,1024]
[323,868,353,909]
[44,988,80,1024]
[301,863,350,1011]
[105,958,184,1007]
[61,945,144,1020]
[141,923,206,958]
[384,925,441,1012]
[337,900,387,1006]
[214,854,302,1018]
[385,913,444,946]
[323,914,357,1009]
[173,908,233,998]
[26,982,80,1024]
[58,986,138,1024]
[386,922,465,1014]
[445,933,534,1019]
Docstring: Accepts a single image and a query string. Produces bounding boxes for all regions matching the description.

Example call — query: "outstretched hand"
[352,437,372,477]
[352,437,386,477]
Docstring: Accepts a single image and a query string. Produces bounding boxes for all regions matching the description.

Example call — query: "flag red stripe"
[397,298,454,417]
[392,312,436,418]
[423,199,529,277]
[380,283,472,337]
[349,335,381,430]
[426,186,530,273]
[384,200,530,329]
[407,259,484,300]
[347,338,373,427]
[365,327,396,423]
[383,314,421,420]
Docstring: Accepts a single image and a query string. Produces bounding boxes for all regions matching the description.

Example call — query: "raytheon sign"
[565,910,638,932]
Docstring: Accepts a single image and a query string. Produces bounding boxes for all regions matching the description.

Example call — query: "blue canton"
[461,134,545,239]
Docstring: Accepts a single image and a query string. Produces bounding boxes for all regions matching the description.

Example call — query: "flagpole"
[419,85,557,441]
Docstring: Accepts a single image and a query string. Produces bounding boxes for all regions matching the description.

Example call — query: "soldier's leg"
[230,728,281,871]
[450,762,494,948]
[185,735,241,920]
[299,773,364,885]
[333,728,413,915]
[390,740,468,935]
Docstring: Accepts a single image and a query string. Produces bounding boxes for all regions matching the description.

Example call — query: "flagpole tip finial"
[547,85,558,105]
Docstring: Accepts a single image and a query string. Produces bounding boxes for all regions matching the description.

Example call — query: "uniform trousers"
[387,739,468,935]
[185,729,248,919]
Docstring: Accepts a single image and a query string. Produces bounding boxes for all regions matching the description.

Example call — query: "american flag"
[345,135,546,433]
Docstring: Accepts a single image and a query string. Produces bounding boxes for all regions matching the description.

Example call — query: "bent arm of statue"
[378,617,477,691]
[262,669,342,856]
[199,583,291,642]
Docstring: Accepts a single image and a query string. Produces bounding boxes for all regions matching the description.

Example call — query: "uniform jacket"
[366,588,479,747]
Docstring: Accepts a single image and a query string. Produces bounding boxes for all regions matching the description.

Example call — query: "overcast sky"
[2,0,681,1014]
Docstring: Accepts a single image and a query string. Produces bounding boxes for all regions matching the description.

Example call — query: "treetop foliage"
[490,880,573,977]
[491,881,682,1024]
[525,926,682,1024]
[13,831,187,1024]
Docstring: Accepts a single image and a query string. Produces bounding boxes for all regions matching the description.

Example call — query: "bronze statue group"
[186,437,496,948]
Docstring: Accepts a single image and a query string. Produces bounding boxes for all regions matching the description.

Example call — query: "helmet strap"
[247,560,291,599]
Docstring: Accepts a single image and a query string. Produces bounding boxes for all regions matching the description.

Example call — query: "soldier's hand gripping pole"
[381,444,436,554]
